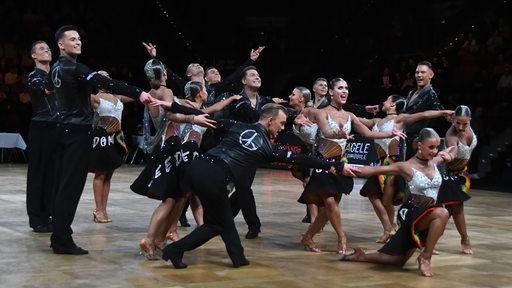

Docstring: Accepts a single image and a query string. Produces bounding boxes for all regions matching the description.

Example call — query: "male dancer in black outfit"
[162,103,356,269]
[402,60,445,160]
[142,43,266,226]
[47,25,159,255]
[26,40,56,233]
[227,66,285,239]
[49,25,204,255]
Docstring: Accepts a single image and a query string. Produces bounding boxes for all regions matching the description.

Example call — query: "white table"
[0,133,27,163]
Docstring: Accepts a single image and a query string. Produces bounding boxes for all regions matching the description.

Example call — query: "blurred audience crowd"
[1,1,510,179]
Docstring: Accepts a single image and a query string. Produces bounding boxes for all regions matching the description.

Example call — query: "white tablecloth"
[0,133,27,150]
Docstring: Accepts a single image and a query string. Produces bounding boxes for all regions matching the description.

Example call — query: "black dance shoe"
[245,230,259,239]
[301,215,311,223]
[52,243,88,255]
[162,246,187,269]
[179,216,191,227]
[33,224,52,233]
[232,258,250,268]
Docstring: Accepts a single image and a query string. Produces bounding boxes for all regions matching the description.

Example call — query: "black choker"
[415,155,429,161]
[387,113,397,115]
[330,104,341,110]
[160,84,166,87]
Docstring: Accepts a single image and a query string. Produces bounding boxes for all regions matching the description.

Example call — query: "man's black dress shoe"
[179,216,191,227]
[52,243,88,255]
[233,258,250,268]
[245,230,259,239]
[33,225,52,233]
[162,246,187,269]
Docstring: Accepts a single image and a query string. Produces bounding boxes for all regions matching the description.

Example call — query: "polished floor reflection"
[1,163,511,288]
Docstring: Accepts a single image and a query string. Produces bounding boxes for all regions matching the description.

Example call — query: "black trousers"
[51,123,92,246]
[229,167,261,232]
[26,120,57,228]
[169,156,246,265]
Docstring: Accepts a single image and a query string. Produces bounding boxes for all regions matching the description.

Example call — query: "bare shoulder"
[153,87,173,101]
[345,111,358,122]
[304,107,318,120]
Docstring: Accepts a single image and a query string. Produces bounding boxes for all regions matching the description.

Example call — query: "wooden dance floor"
[1,163,512,287]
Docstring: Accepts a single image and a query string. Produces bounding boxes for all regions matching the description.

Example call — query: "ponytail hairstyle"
[184,80,204,101]
[144,58,165,89]
[295,86,312,105]
[454,105,471,117]
[389,94,406,114]
[417,127,440,144]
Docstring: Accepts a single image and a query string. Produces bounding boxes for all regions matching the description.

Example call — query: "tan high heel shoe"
[337,235,347,255]
[92,210,111,223]
[154,239,167,252]
[339,247,366,261]
[417,254,434,277]
[139,238,158,260]
[166,231,180,242]
[104,210,112,223]
[377,223,397,243]
[461,237,473,255]
[376,229,395,243]
[301,233,321,253]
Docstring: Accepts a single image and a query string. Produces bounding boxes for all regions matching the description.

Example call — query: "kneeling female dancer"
[341,128,454,277]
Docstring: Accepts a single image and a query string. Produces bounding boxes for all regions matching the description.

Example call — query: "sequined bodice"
[408,166,442,201]
[180,123,208,145]
[454,130,477,160]
[372,119,400,155]
[446,130,477,171]
[319,115,351,154]
[96,98,123,121]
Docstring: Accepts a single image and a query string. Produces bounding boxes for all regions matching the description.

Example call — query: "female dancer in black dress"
[341,128,455,277]
[358,95,453,243]
[436,105,476,254]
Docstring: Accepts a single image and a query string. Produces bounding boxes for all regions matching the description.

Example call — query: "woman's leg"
[92,172,105,214]
[189,194,204,226]
[321,194,346,254]
[448,203,472,254]
[308,204,318,223]
[414,207,450,276]
[101,171,114,220]
[140,198,177,260]
[301,209,327,253]
[165,197,188,243]
[382,180,397,231]
[341,247,409,266]
[92,171,111,223]
[368,192,394,243]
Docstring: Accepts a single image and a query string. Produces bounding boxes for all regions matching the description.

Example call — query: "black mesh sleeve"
[84,69,142,99]
[168,102,205,116]
[271,148,335,170]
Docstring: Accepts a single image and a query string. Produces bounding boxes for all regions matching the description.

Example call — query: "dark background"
[1,0,511,190]
[2,0,504,95]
